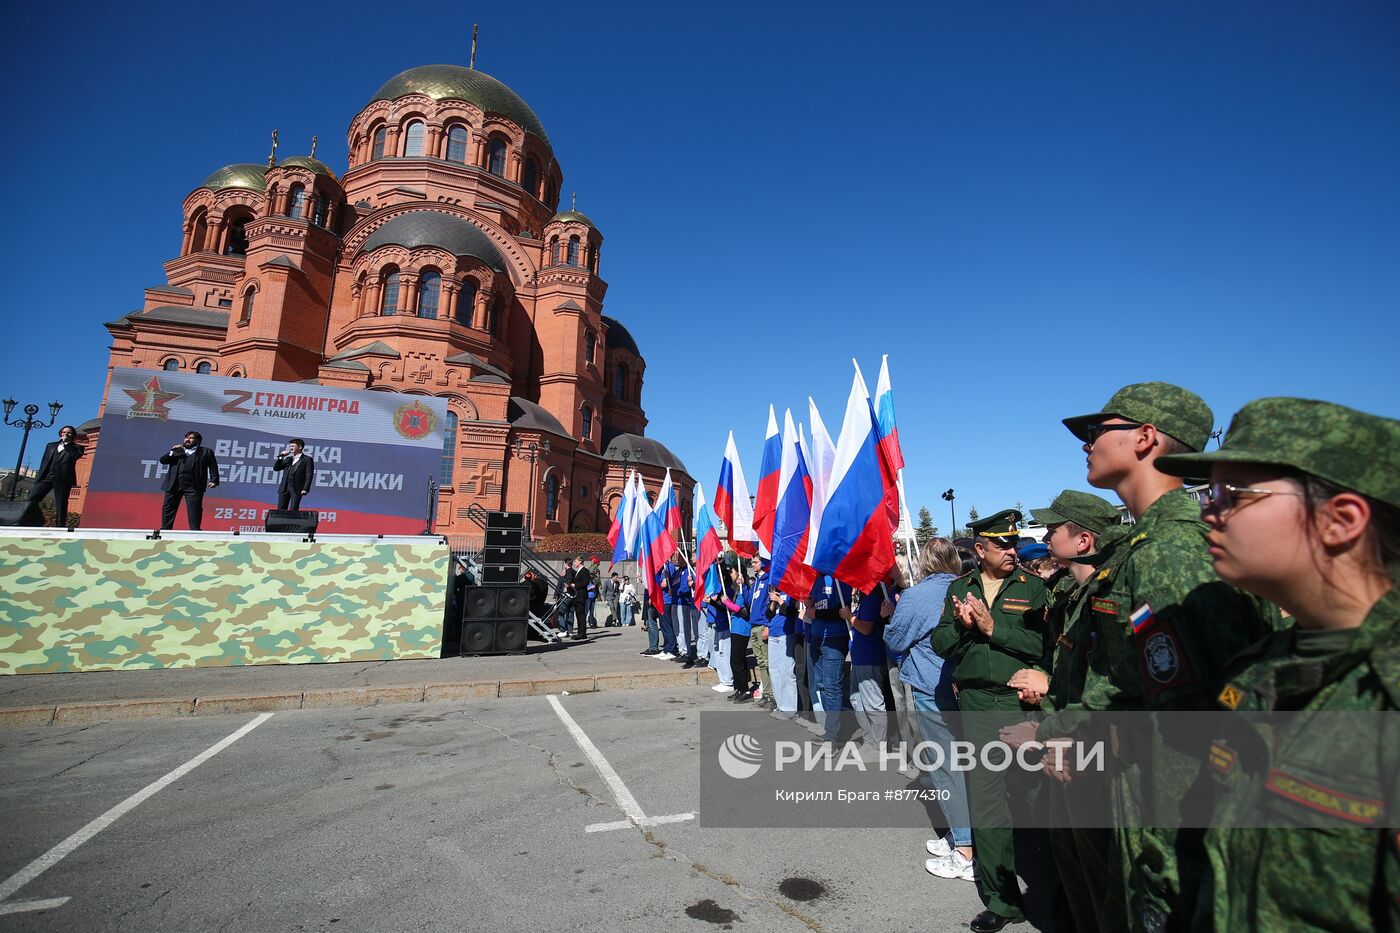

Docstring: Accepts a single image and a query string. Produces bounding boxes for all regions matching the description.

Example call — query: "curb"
[0,667,720,728]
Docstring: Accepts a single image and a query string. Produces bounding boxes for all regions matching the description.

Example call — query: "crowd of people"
[547,383,1398,933]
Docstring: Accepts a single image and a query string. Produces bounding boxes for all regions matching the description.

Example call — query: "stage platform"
[0,528,449,675]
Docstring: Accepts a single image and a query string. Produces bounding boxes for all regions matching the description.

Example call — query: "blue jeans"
[672,602,696,655]
[810,632,849,742]
[660,605,678,654]
[696,610,713,663]
[620,602,634,627]
[768,633,798,712]
[911,686,973,847]
[586,597,597,626]
[645,609,661,651]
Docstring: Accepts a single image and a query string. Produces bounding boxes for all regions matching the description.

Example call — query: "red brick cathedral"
[74,64,692,537]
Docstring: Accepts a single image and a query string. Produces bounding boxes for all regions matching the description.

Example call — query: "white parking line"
[0,712,274,915]
[545,695,696,833]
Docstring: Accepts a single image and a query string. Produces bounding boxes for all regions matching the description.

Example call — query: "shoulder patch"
[1217,684,1243,710]
[1131,532,1149,546]
[1096,567,1113,581]
[1208,742,1236,776]
[1138,622,1196,693]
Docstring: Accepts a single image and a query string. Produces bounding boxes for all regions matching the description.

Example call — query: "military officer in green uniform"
[1152,397,1400,932]
[1056,383,1283,932]
[932,509,1049,932]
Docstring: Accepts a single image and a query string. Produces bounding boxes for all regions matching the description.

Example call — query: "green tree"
[915,506,938,545]
[967,505,980,523]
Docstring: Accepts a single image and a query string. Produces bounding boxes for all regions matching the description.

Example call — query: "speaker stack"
[460,511,528,656]
[264,509,320,535]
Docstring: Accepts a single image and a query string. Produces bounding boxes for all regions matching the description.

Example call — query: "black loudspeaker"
[265,509,319,534]
[481,564,521,584]
[485,527,523,548]
[460,584,530,655]
[482,545,521,566]
[0,500,44,527]
[486,511,525,530]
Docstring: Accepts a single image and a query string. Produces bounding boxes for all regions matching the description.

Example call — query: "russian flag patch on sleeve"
[1129,603,1155,634]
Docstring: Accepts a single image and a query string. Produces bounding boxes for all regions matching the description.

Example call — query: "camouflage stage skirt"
[0,530,449,673]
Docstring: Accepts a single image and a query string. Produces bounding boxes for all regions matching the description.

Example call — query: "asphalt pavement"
[0,685,987,933]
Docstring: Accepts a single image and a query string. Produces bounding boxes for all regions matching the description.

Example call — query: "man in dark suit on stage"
[272,438,315,511]
[27,425,84,527]
[158,431,220,530]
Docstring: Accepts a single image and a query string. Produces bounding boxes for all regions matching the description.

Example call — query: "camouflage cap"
[1156,397,1400,510]
[969,509,1022,538]
[1062,382,1214,452]
[1029,489,1122,536]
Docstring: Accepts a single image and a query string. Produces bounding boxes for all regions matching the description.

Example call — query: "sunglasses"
[1084,421,1142,444]
[1202,482,1307,514]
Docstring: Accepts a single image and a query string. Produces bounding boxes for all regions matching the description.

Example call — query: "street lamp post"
[510,437,550,541]
[941,488,956,538]
[3,398,62,501]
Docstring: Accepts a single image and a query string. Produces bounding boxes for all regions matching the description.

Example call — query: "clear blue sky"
[2,1,1397,527]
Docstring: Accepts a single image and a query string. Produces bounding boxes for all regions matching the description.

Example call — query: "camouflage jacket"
[1037,570,1100,740]
[1077,488,1281,714]
[1196,585,1400,932]
[931,568,1048,689]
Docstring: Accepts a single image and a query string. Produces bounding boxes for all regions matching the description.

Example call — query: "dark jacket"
[158,446,220,492]
[930,568,1048,690]
[37,440,84,488]
[273,452,316,495]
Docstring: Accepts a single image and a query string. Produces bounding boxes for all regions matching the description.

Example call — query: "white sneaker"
[925,835,952,858]
[925,850,976,881]
[655,652,674,660]
[713,683,733,693]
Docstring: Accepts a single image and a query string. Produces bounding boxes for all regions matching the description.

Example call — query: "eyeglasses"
[1202,482,1307,514]
[1084,421,1142,444]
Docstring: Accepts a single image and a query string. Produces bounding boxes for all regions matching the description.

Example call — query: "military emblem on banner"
[124,375,181,422]
[393,400,437,440]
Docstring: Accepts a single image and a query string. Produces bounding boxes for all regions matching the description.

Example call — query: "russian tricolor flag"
[803,396,836,569]
[810,364,896,593]
[752,405,781,558]
[714,431,758,558]
[692,483,725,609]
[609,470,637,563]
[770,409,817,598]
[875,355,905,474]
[659,469,682,542]
[636,484,677,615]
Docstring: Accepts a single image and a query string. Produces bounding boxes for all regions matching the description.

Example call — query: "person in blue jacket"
[721,566,754,702]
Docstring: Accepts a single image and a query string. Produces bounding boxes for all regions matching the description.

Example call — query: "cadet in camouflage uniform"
[1002,490,1124,933]
[1057,383,1282,932]
[932,509,1049,932]
[1154,397,1400,932]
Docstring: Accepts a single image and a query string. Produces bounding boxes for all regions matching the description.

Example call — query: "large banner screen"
[84,369,448,533]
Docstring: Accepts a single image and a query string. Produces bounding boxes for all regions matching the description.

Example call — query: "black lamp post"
[941,488,956,538]
[510,437,550,540]
[4,398,62,501]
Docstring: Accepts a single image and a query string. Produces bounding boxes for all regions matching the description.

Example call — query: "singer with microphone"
[272,438,315,511]
[157,431,220,530]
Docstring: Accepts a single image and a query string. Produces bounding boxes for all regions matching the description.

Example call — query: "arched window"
[196,362,212,375]
[566,236,580,267]
[584,331,596,365]
[312,195,326,228]
[488,299,499,336]
[615,363,627,400]
[547,180,558,209]
[446,125,469,163]
[581,405,593,440]
[439,411,458,485]
[545,474,559,521]
[549,236,559,266]
[224,217,250,256]
[522,157,539,197]
[231,372,243,378]
[190,210,208,254]
[487,138,507,176]
[371,125,387,160]
[239,286,255,323]
[403,120,425,157]
[162,359,179,371]
[456,279,477,326]
[380,269,400,315]
[417,271,441,319]
[286,184,305,218]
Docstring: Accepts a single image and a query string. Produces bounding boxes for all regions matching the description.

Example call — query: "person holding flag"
[768,409,817,718]
[752,405,782,558]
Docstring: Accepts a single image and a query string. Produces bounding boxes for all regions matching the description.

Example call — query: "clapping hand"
[955,595,994,636]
